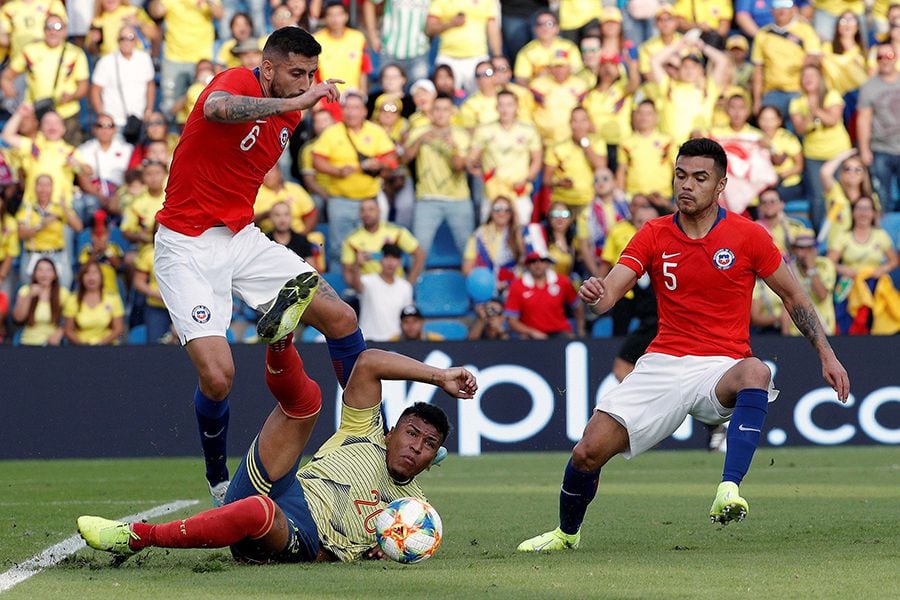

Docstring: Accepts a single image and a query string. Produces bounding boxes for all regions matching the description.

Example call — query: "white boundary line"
[0,499,199,594]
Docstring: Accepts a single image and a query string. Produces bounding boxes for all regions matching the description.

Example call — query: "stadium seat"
[784,199,810,219]
[300,325,325,343]
[127,324,147,345]
[591,317,613,338]
[322,270,348,298]
[423,318,469,340]
[414,269,470,317]
[425,222,463,268]
[881,212,900,249]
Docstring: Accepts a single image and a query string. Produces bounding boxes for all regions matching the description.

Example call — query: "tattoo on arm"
[788,302,826,350]
[204,91,293,123]
[315,278,340,302]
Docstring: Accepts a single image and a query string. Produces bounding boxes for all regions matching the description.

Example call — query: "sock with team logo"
[130,496,275,550]
[325,328,366,388]
[195,387,229,486]
[559,458,601,535]
[722,388,769,485]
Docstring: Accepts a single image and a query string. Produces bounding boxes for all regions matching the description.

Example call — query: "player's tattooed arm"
[203,92,295,123]
[787,303,827,349]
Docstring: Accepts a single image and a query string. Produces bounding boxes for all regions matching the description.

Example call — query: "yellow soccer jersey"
[655,75,721,144]
[583,81,633,145]
[789,90,851,160]
[428,0,496,58]
[751,21,822,94]
[313,122,395,199]
[0,213,21,262]
[297,403,427,562]
[457,92,499,130]
[16,200,67,251]
[314,28,369,93]
[406,125,471,200]
[471,120,542,199]
[829,228,894,270]
[513,38,583,82]
[91,5,154,56]
[300,141,331,191]
[673,0,733,31]
[11,41,89,119]
[768,127,803,188]
[502,82,536,123]
[545,135,607,208]
[133,244,165,308]
[341,222,419,275]
[530,74,588,144]
[822,43,868,95]
[17,137,83,206]
[761,216,809,256]
[177,81,207,125]
[62,291,124,345]
[77,242,124,293]
[0,0,67,62]
[121,190,165,249]
[254,181,315,234]
[558,0,603,31]
[617,131,676,197]
[17,285,69,346]
[159,0,217,63]
[814,0,864,16]
[600,219,637,266]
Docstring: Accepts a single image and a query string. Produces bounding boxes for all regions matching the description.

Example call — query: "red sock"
[265,338,322,419]
[130,496,275,550]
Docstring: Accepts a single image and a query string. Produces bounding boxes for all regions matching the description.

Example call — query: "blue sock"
[194,387,230,486]
[559,458,600,535]
[722,388,769,485]
[326,328,366,388]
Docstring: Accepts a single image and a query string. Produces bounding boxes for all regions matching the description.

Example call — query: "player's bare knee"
[571,442,604,472]
[737,357,771,389]
[312,294,358,338]
[201,368,234,399]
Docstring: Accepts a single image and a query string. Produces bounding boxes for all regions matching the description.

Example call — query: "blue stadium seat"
[414,270,470,317]
[322,270,348,298]
[300,325,325,343]
[425,222,463,268]
[881,211,900,249]
[127,324,147,345]
[591,317,613,338]
[784,199,810,219]
[423,318,469,340]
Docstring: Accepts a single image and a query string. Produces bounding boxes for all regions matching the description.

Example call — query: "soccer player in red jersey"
[153,27,367,506]
[519,138,850,552]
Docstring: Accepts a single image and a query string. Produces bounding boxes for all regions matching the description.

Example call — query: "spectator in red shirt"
[505,250,584,339]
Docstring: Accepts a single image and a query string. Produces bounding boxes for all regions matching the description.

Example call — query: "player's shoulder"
[208,67,259,93]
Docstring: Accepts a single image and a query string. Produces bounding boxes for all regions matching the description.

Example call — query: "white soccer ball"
[374,497,443,564]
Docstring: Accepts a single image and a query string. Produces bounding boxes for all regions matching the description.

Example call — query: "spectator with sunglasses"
[513,10,582,85]
[76,113,134,218]
[89,25,156,133]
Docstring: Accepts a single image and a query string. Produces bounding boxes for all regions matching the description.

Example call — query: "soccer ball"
[375,497,442,564]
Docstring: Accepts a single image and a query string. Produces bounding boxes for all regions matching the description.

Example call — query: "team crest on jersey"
[191,305,211,324]
[279,127,290,148]
[713,248,736,270]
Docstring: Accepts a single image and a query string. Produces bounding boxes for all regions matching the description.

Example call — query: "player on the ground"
[78,346,477,562]
[153,27,367,506]
[518,138,850,552]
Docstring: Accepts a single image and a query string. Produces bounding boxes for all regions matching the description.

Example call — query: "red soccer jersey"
[157,68,302,236]
[618,209,782,359]
[505,271,578,334]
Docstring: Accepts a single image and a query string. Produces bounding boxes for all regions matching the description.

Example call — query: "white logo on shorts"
[713,248,735,270]
[191,305,211,324]
[279,127,290,148]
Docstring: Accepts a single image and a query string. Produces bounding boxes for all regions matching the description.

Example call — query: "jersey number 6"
[663,261,678,291]
[240,125,261,151]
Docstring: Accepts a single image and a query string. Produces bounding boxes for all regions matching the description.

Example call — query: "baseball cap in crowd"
[772,0,794,8]
[231,37,262,56]
[601,6,622,22]
[791,229,817,248]
[400,304,423,319]
[381,242,403,258]
[525,251,555,264]
[726,35,749,51]
[410,79,436,96]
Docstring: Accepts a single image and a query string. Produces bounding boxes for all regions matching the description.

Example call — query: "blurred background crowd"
[0,0,898,347]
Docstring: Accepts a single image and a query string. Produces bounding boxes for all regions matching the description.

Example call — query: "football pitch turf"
[1,447,897,599]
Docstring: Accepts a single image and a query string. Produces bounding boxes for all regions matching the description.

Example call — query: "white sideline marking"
[0,499,199,594]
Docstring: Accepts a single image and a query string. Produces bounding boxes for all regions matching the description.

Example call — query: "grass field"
[1,447,898,599]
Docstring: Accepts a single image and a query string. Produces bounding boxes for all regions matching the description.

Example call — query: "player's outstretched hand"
[439,367,477,399]
[822,354,850,403]
[362,545,386,560]
[579,276,606,308]
[295,79,344,110]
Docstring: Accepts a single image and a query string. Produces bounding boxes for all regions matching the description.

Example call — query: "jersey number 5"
[662,261,678,291]
[240,125,261,151]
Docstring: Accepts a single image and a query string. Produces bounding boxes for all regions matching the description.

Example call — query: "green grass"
[1,448,898,599]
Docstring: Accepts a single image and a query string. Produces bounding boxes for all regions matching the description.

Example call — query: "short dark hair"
[497,88,518,102]
[434,91,454,103]
[398,402,450,444]
[676,138,728,178]
[263,26,321,60]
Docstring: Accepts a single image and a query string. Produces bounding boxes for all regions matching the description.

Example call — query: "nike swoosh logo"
[203,426,225,438]
[738,424,760,433]
[662,252,681,259]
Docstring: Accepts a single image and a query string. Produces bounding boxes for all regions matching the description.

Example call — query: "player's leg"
[707,357,773,524]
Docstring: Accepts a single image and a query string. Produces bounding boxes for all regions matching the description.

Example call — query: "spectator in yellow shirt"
[544,107,608,215]
[215,12,255,69]
[673,0,733,38]
[87,0,158,58]
[616,100,677,200]
[583,51,641,173]
[638,5,683,79]
[490,55,535,123]
[812,0,866,43]
[558,0,603,42]
[458,61,500,130]
[298,108,335,215]
[426,0,502,94]
[120,158,166,255]
[12,256,68,346]
[821,11,869,95]
[757,105,805,202]
[514,10,583,85]
[63,260,124,345]
[312,91,398,265]
[529,55,589,145]
[314,0,371,95]
[254,164,317,234]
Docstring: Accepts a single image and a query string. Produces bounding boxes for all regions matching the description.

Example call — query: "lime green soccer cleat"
[709,481,749,525]
[77,516,140,556]
[257,273,320,344]
[517,527,581,552]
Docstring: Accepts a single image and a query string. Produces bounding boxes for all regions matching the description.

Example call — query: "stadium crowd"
[0,0,898,346]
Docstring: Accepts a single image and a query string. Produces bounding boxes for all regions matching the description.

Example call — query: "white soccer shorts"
[154,223,315,344]
[597,353,779,459]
